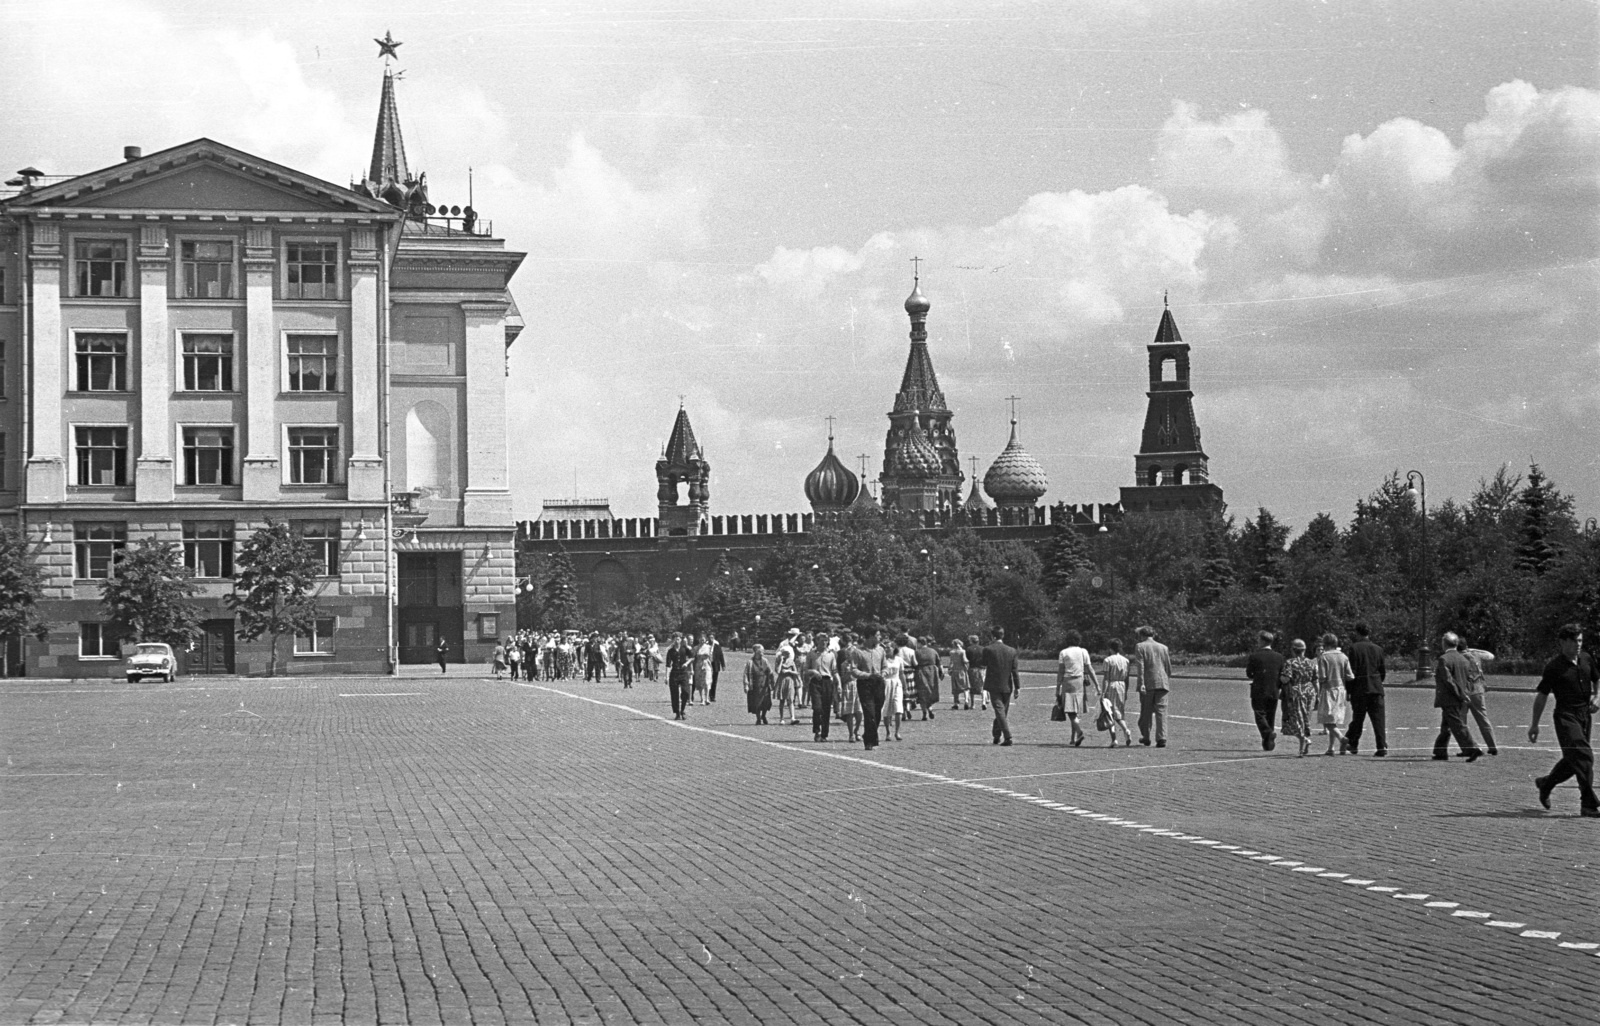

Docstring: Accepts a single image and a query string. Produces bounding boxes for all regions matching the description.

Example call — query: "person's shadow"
[1434,809,1552,819]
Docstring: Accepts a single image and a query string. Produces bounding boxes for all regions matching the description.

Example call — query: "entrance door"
[192,619,235,674]
[402,619,436,665]
[398,609,464,664]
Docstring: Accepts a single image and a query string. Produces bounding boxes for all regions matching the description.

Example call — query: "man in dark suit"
[1530,623,1599,817]
[1245,631,1286,751]
[664,632,693,720]
[982,627,1021,746]
[1433,631,1483,761]
[1344,622,1388,756]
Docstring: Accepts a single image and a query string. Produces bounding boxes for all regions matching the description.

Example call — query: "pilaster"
[136,223,174,502]
[242,226,279,501]
[346,227,383,501]
[461,299,510,526]
[25,222,66,502]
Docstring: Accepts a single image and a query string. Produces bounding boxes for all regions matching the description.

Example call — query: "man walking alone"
[1345,622,1388,756]
[1131,626,1172,748]
[982,627,1020,746]
[1531,624,1599,817]
[1245,631,1285,751]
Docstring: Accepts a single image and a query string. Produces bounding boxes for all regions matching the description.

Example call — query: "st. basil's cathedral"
[519,273,1225,613]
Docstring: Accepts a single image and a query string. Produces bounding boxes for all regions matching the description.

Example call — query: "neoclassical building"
[0,58,523,675]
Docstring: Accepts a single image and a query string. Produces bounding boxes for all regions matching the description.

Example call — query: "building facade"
[0,68,523,676]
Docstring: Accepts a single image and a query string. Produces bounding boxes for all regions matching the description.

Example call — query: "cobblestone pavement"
[2,663,1593,1025]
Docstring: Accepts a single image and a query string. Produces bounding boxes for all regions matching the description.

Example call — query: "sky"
[4,0,1596,530]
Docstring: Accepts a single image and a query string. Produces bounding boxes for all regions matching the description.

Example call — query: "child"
[1099,639,1133,747]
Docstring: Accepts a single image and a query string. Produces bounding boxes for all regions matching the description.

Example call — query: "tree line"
[518,463,1598,665]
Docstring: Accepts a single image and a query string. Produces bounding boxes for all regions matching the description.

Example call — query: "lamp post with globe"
[1404,470,1430,680]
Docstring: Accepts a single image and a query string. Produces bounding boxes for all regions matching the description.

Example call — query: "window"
[1,340,7,397]
[80,623,118,658]
[284,241,338,299]
[74,522,127,579]
[75,239,128,297]
[294,520,340,576]
[181,334,233,391]
[182,427,235,486]
[183,521,234,578]
[287,428,339,484]
[74,333,127,391]
[294,618,336,656]
[180,240,235,298]
[74,426,128,486]
[286,335,338,392]
[0,432,5,489]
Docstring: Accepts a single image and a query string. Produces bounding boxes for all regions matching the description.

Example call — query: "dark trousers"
[669,676,690,716]
[1138,689,1168,744]
[989,689,1013,743]
[1251,692,1278,749]
[710,668,720,703]
[437,654,447,673]
[619,660,633,688]
[811,686,833,739]
[858,677,886,748]
[1346,692,1388,753]
[1432,703,1480,757]
[1547,709,1597,809]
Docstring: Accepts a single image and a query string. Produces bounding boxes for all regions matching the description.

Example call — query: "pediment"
[12,139,393,216]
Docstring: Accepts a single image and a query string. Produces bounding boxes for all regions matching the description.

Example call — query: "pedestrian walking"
[836,630,865,743]
[1130,626,1172,748]
[1245,630,1286,751]
[709,633,725,703]
[1458,637,1498,755]
[492,639,507,680]
[1433,632,1484,762]
[883,636,910,741]
[1530,623,1598,817]
[847,628,888,750]
[1344,622,1388,756]
[435,636,449,673]
[775,629,802,725]
[806,638,840,741]
[1315,633,1354,756]
[745,644,774,725]
[1281,639,1319,757]
[1098,639,1134,747]
[967,634,988,710]
[1055,630,1099,747]
[982,627,1020,746]
[693,632,714,706]
[914,636,942,721]
[948,638,969,710]
[665,632,693,721]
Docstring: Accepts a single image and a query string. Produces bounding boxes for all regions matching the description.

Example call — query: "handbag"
[1095,698,1113,733]
[1050,694,1067,722]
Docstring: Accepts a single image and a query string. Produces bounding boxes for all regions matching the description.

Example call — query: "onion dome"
[805,433,861,511]
[889,419,943,477]
[904,278,931,317]
[983,415,1049,508]
[964,476,993,511]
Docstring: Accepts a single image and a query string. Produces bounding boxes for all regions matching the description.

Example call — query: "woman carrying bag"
[1056,630,1099,747]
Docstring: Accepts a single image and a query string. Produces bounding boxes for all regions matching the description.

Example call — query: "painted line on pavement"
[795,755,1280,795]
[518,680,1598,961]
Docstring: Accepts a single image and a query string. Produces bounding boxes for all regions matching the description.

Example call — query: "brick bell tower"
[1120,297,1225,514]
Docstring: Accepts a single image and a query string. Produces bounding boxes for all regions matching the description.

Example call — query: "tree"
[541,547,582,628]
[1041,518,1094,596]
[226,522,322,677]
[1515,462,1565,578]
[101,540,204,650]
[1236,508,1290,593]
[1279,513,1363,647]
[0,525,50,673]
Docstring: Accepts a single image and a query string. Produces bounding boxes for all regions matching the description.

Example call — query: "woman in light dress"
[882,637,909,742]
[744,644,774,725]
[1055,630,1100,747]
[1281,639,1319,756]
[948,638,969,710]
[1099,639,1133,747]
[1315,632,1354,755]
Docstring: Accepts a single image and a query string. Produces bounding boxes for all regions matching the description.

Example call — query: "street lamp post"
[1404,470,1430,681]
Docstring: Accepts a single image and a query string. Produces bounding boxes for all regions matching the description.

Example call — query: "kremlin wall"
[517,281,1224,615]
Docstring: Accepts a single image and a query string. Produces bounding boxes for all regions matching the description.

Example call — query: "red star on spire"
[375,31,402,59]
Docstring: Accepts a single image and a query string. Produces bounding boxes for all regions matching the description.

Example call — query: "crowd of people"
[492,618,1597,817]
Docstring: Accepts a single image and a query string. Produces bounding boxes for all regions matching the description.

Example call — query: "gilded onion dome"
[805,432,861,511]
[983,415,1049,508]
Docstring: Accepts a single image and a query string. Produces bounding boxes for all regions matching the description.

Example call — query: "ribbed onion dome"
[891,421,943,477]
[805,437,861,510]
[964,476,993,510]
[983,418,1049,506]
[904,279,931,316]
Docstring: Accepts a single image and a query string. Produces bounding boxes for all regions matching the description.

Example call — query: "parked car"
[126,642,177,683]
